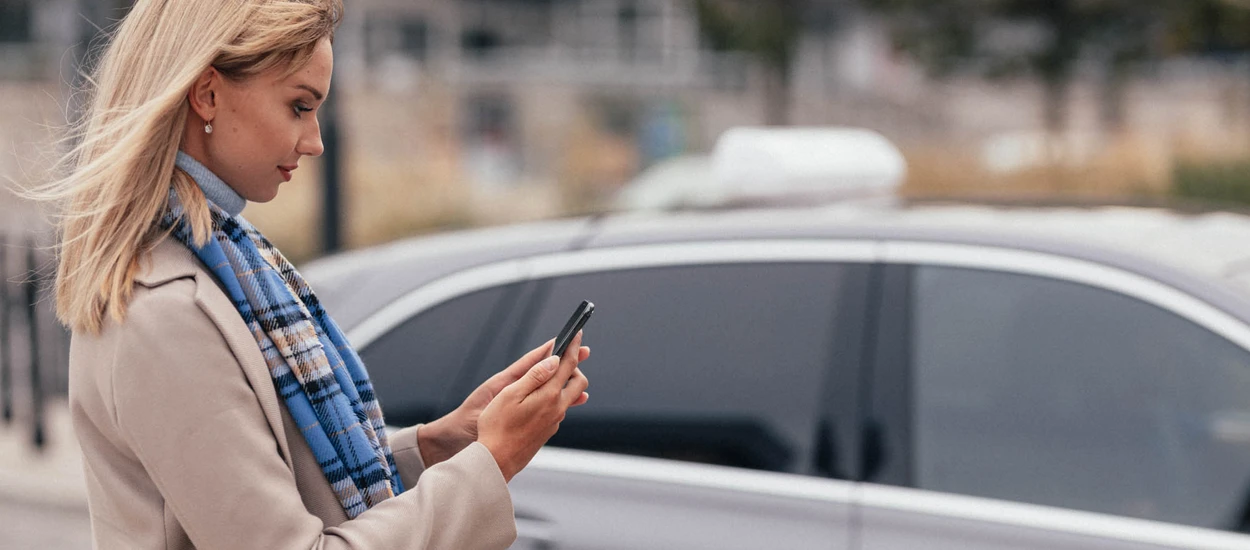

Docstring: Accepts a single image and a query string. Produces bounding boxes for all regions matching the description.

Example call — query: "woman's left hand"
[417,339,591,467]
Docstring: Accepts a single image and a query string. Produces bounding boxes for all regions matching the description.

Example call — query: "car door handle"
[512,513,556,550]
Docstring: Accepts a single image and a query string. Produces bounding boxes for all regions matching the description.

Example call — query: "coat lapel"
[137,239,296,471]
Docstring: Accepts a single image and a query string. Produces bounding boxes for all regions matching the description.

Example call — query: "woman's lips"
[278,165,296,182]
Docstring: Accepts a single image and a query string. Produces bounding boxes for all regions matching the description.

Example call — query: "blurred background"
[7,0,1250,546]
[10,0,1250,259]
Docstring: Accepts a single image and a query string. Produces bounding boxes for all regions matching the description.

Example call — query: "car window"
[519,262,855,475]
[360,286,508,427]
[911,265,1250,531]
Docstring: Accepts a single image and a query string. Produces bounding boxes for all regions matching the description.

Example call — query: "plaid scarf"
[160,186,405,518]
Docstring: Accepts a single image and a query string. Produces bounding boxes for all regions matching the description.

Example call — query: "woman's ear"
[187,67,220,123]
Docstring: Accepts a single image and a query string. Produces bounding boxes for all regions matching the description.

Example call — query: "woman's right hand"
[477,331,589,482]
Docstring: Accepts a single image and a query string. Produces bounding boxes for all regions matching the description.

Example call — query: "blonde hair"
[26,0,342,334]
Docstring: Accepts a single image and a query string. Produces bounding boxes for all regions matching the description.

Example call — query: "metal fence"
[0,236,70,451]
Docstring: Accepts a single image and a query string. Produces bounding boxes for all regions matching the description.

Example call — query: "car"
[302,195,1250,550]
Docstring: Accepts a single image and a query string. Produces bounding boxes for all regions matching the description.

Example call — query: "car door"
[856,242,1250,550]
[459,241,876,550]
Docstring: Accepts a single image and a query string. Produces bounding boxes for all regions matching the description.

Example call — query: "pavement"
[0,496,92,549]
[0,398,88,510]
[0,399,92,548]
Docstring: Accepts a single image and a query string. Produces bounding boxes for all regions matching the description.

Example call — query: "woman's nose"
[298,119,325,157]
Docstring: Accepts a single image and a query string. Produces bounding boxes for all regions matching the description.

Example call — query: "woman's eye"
[293,104,313,117]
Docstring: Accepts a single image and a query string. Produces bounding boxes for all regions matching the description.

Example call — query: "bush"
[1172,159,1250,207]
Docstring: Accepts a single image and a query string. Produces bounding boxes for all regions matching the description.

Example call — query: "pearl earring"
[205,122,213,134]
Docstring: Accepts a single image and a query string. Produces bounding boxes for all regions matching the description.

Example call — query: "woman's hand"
[477,331,590,482]
[417,338,589,468]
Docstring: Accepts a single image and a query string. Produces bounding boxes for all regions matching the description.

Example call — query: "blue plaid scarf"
[160,186,404,518]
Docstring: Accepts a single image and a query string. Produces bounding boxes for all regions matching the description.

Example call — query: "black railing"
[0,236,70,451]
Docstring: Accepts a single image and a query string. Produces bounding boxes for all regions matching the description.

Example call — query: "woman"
[34,1,589,548]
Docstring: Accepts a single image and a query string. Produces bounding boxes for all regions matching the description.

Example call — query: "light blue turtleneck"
[175,150,246,217]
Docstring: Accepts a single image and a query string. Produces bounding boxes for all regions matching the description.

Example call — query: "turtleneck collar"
[175,151,246,217]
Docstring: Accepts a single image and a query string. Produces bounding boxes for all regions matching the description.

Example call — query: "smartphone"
[553,300,594,358]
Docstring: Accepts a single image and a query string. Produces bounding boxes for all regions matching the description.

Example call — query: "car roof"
[598,199,1250,276]
[302,199,1250,330]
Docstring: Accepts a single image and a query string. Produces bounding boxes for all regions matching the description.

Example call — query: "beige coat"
[69,238,518,549]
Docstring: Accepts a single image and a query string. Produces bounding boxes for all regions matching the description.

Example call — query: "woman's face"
[195,38,333,203]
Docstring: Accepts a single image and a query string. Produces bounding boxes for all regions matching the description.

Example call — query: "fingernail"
[542,356,560,371]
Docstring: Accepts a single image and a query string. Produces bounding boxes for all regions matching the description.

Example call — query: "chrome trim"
[858,483,1250,549]
[522,446,856,503]
[347,240,878,348]
[883,242,1250,353]
[349,259,527,349]
[525,240,879,279]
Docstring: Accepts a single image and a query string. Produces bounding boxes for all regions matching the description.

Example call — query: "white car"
[307,197,1250,550]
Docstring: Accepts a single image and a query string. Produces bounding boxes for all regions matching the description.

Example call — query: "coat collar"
[134,237,199,288]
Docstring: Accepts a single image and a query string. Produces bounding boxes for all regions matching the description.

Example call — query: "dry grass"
[245,129,1250,266]
[900,134,1225,203]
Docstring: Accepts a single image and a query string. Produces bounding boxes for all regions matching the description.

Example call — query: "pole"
[26,241,44,450]
[0,237,10,424]
[320,58,343,255]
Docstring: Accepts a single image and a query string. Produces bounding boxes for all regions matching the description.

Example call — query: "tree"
[1166,0,1250,55]
[694,0,841,125]
[866,0,1250,137]
[1091,0,1250,132]
[864,0,1175,135]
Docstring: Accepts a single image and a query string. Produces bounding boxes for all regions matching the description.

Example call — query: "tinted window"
[519,263,854,474]
[361,286,507,426]
[911,266,1250,530]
